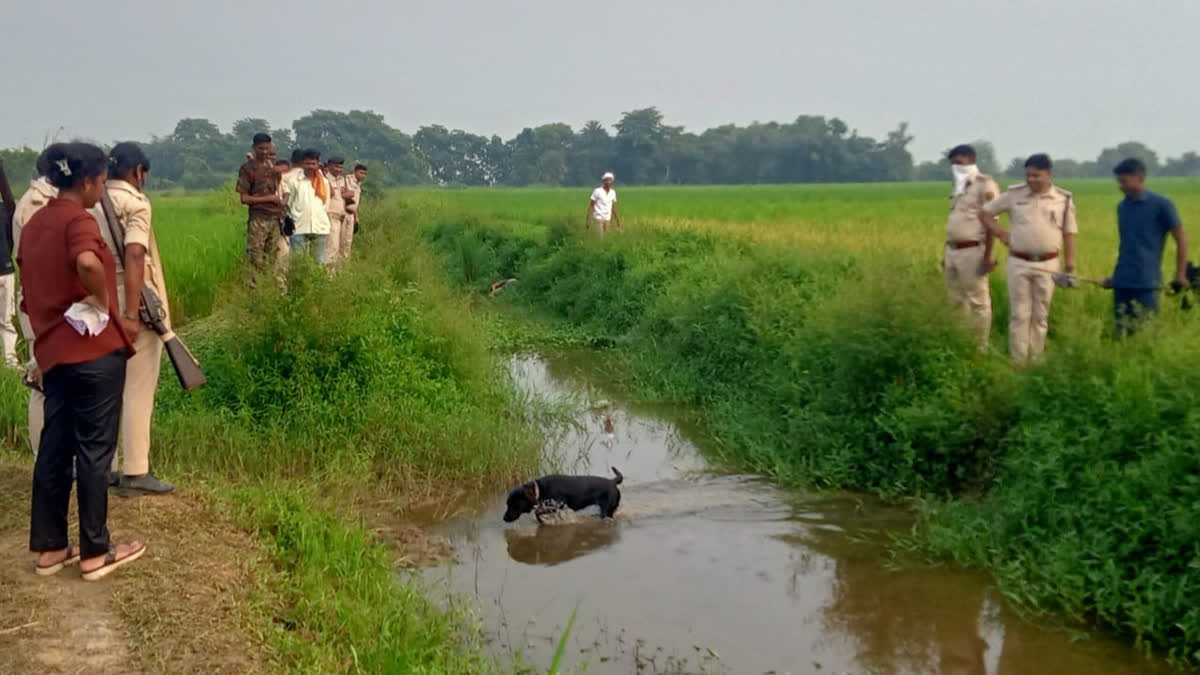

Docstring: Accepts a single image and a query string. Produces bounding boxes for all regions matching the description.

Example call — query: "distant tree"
[567,121,614,186]
[485,135,511,185]
[614,107,673,184]
[294,109,429,185]
[1003,156,1025,180]
[1096,141,1159,174]
[170,118,223,144]
[505,128,539,186]
[967,140,1000,175]
[878,122,915,182]
[914,160,946,182]
[1049,158,1089,179]
[270,128,294,153]
[664,131,706,184]
[231,118,272,144]
[1163,151,1200,177]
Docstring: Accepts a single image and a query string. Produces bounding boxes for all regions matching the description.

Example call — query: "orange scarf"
[312,170,328,204]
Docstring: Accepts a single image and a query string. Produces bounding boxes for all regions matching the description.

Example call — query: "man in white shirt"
[283,149,332,264]
[586,172,620,235]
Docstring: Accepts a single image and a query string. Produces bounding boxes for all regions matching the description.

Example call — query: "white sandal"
[35,544,81,576]
[80,543,146,581]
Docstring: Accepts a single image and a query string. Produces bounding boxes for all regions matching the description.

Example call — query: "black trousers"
[30,349,127,559]
[1114,288,1159,338]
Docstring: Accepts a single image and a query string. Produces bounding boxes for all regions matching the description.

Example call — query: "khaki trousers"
[338,214,355,261]
[326,213,346,263]
[944,246,992,347]
[116,327,163,476]
[0,274,17,367]
[1006,256,1059,364]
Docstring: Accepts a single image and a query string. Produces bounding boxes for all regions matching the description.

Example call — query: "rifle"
[98,192,207,391]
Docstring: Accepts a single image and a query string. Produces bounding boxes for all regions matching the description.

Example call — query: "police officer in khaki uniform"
[93,143,174,495]
[323,157,351,264]
[982,153,1079,364]
[942,144,1000,347]
[342,163,367,260]
[12,151,57,455]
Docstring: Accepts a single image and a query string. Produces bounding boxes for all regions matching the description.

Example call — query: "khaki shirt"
[91,180,170,324]
[983,184,1078,255]
[344,175,362,215]
[325,173,349,215]
[13,178,57,343]
[13,178,57,254]
[945,174,999,243]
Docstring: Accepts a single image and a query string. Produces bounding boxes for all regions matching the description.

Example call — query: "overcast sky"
[4,0,1198,163]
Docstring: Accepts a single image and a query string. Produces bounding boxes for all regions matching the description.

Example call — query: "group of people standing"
[12,131,373,582]
[942,144,1187,363]
[13,141,171,580]
[237,133,367,270]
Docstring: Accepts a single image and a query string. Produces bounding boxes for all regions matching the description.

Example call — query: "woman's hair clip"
[109,156,119,165]
[55,158,72,176]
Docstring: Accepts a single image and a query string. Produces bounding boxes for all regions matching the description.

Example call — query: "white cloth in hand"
[64,302,110,336]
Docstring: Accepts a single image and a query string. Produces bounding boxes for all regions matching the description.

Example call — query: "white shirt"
[284,171,332,235]
[590,186,617,221]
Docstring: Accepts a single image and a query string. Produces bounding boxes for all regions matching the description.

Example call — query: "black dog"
[503,467,623,523]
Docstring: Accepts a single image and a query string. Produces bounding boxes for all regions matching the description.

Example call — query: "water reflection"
[422,355,1171,675]
[504,519,620,566]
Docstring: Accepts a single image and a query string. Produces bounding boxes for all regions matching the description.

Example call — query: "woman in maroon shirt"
[19,142,144,580]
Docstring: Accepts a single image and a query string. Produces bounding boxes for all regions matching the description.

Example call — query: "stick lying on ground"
[98,193,207,391]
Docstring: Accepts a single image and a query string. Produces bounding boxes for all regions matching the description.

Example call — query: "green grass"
[411,179,1200,667]
[149,188,245,326]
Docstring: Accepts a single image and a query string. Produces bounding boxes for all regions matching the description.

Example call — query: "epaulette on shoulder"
[1054,185,1073,198]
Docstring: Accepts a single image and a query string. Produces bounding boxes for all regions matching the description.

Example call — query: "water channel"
[422,354,1169,674]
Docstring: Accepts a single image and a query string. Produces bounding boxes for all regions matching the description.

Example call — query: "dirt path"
[0,461,268,674]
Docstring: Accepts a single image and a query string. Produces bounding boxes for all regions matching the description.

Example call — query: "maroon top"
[18,198,134,373]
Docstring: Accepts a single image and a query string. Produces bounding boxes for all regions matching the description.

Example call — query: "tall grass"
[149,187,244,325]
[416,180,1200,667]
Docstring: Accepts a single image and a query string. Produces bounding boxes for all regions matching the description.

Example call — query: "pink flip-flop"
[81,544,146,582]
[35,544,81,576]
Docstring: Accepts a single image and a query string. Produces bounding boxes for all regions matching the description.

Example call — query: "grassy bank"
[412,181,1200,667]
[2,190,541,672]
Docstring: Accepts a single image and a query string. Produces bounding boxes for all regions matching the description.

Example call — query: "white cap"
[602,172,614,181]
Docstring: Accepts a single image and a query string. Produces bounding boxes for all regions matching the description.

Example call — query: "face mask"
[951,163,979,195]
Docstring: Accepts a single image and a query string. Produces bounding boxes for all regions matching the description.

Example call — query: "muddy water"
[423,354,1170,675]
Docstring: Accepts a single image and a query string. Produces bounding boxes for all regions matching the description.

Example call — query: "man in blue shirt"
[1101,158,1188,335]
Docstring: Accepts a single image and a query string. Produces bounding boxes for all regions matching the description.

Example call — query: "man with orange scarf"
[282,149,332,264]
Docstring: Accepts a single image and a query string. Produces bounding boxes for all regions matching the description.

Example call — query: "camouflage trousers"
[246,214,282,270]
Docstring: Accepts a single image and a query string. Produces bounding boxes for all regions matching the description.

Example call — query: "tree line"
[3,108,1199,190]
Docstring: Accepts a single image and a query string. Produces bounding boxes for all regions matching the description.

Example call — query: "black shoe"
[107,471,122,488]
[119,473,175,497]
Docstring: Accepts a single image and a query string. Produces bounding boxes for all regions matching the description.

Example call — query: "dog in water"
[503,467,624,523]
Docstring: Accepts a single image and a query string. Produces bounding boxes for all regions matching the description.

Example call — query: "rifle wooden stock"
[140,285,206,390]
[99,192,207,391]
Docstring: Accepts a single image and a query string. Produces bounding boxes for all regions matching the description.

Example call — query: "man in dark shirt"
[235,132,282,272]
[1101,158,1188,335]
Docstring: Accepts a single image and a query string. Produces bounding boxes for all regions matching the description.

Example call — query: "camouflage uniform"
[236,158,282,270]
